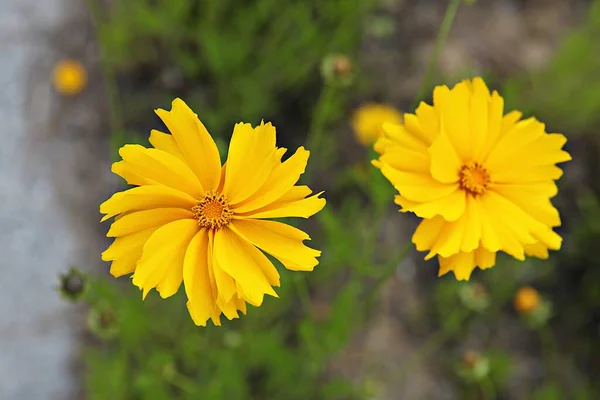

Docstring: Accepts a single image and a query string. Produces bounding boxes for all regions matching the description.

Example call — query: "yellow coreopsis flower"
[100,99,326,326]
[351,103,403,146]
[373,77,570,280]
[52,59,87,96]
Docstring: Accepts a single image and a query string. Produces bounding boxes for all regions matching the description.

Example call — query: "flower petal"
[438,247,496,281]
[469,77,490,159]
[155,98,222,191]
[148,129,185,162]
[101,227,157,261]
[490,184,561,227]
[223,122,278,204]
[377,163,459,203]
[396,187,466,222]
[476,90,504,161]
[233,146,309,214]
[117,145,204,197]
[439,81,472,160]
[429,132,461,184]
[238,191,326,219]
[109,250,141,278]
[111,161,154,186]
[183,229,221,327]
[231,219,319,272]
[132,219,199,299]
[107,208,193,237]
[100,186,197,222]
[213,226,278,306]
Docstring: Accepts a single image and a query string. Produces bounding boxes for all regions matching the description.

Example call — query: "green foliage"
[94,0,375,137]
[502,0,600,133]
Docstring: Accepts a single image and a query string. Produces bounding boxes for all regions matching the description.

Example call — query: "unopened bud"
[58,267,87,302]
[321,54,355,87]
[457,350,490,382]
[87,305,119,340]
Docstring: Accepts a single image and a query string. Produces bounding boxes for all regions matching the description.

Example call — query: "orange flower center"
[459,162,490,195]
[192,192,233,230]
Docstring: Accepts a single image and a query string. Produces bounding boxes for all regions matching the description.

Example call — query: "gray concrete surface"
[0,1,111,399]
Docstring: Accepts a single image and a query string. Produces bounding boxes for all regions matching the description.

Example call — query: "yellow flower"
[351,103,403,146]
[100,99,326,326]
[373,77,571,280]
[52,59,87,96]
[514,286,541,314]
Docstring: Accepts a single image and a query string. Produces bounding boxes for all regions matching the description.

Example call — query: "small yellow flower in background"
[373,77,571,280]
[352,103,403,146]
[514,286,541,314]
[52,59,87,96]
[100,99,326,326]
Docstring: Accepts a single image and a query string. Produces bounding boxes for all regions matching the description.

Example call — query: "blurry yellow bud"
[514,286,541,315]
[351,103,403,146]
[321,54,355,87]
[52,59,87,96]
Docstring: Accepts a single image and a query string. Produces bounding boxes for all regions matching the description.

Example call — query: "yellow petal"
[524,242,549,259]
[107,208,193,237]
[208,230,237,306]
[440,81,472,160]
[414,101,440,145]
[155,98,222,191]
[117,144,204,197]
[101,227,157,261]
[437,247,496,281]
[109,250,141,278]
[183,229,221,327]
[381,122,428,153]
[111,161,154,186]
[223,122,278,204]
[492,165,564,183]
[131,219,198,299]
[233,146,309,214]
[238,191,326,219]
[490,184,560,227]
[412,216,446,253]
[480,192,530,260]
[477,90,504,161]
[469,77,490,159]
[213,226,278,306]
[378,163,458,203]
[426,206,469,258]
[379,147,430,174]
[148,129,185,162]
[429,132,461,184]
[100,186,197,222]
[403,112,434,146]
[461,195,482,253]
[231,219,319,272]
[396,187,466,222]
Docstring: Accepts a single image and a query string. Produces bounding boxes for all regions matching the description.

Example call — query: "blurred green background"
[73,0,600,399]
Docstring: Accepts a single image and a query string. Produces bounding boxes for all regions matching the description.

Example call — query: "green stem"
[479,377,496,400]
[86,0,123,134]
[294,274,313,316]
[307,84,337,159]
[412,0,462,109]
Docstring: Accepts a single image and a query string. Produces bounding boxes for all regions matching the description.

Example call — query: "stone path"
[0,0,111,398]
